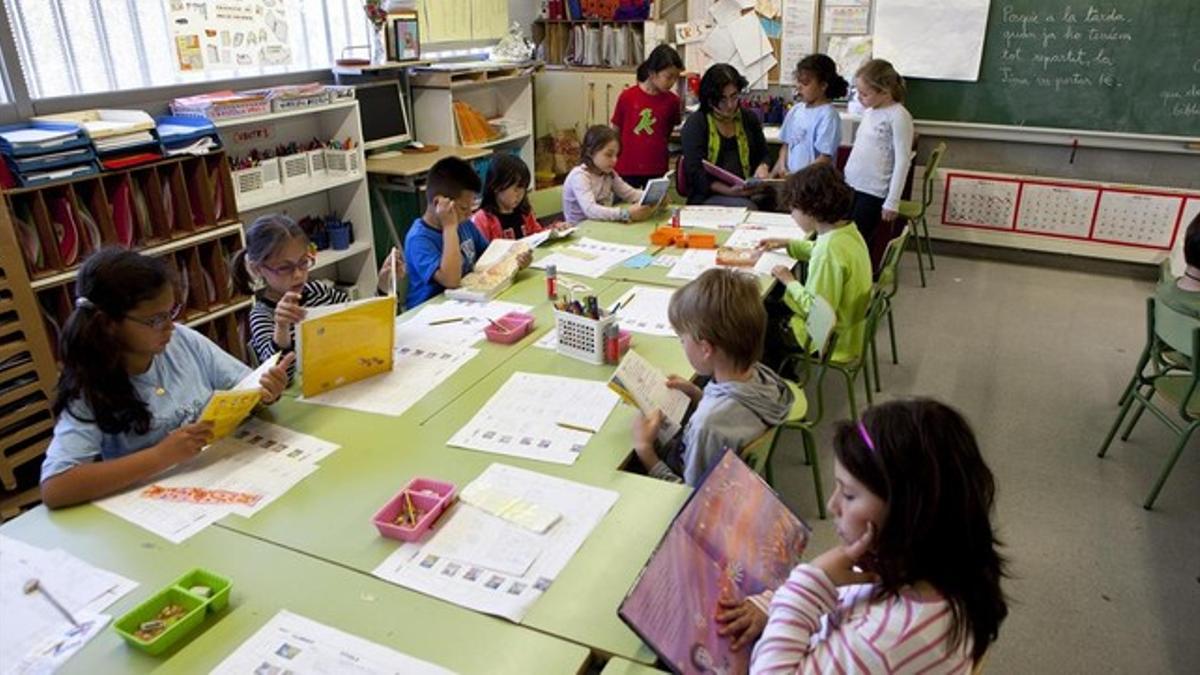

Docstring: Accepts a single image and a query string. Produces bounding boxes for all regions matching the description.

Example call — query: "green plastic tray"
[113,567,232,655]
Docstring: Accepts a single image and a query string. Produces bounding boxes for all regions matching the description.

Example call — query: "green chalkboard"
[903,1,1200,137]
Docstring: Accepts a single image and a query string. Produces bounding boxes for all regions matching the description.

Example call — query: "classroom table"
[602,655,670,674]
[365,145,493,178]
[0,507,590,674]
[213,276,692,664]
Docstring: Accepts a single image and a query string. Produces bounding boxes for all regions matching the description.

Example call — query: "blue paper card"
[623,253,654,269]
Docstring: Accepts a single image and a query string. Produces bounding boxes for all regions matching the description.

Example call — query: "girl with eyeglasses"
[233,214,396,367]
[40,247,293,508]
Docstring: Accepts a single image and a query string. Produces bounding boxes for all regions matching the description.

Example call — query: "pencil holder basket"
[278,152,310,185]
[324,148,360,175]
[554,309,616,365]
[307,149,327,178]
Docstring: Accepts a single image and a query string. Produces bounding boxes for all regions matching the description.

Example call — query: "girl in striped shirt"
[233,215,356,367]
[722,399,1007,673]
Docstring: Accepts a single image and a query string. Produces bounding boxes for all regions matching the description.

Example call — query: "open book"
[607,349,691,444]
[198,354,279,441]
[446,238,532,302]
[619,451,811,674]
[639,171,674,206]
[296,296,397,398]
[701,159,785,189]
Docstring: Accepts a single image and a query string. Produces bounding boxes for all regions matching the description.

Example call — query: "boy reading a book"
[633,268,793,485]
[404,157,531,308]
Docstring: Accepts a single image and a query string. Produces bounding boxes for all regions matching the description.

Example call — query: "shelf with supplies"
[215,98,376,300]
[532,19,645,68]
[412,65,535,182]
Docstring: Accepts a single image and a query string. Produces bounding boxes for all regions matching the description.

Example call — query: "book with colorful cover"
[619,451,811,674]
[296,296,396,398]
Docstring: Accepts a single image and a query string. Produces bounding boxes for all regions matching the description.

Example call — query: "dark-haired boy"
[404,156,530,307]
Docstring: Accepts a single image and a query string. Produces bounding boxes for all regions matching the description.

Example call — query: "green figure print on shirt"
[633,107,657,135]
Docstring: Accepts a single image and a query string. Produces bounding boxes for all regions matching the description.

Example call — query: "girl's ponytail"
[54,248,173,435]
[230,248,255,295]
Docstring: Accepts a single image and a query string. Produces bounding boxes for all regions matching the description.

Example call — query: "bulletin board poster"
[169,0,294,72]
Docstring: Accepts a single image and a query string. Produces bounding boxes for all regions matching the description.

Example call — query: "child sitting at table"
[40,248,292,508]
[562,125,659,225]
[721,399,1008,673]
[633,268,793,486]
[472,154,550,241]
[758,163,871,369]
[405,156,531,307]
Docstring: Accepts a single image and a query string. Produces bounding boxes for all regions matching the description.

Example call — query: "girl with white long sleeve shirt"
[561,125,656,224]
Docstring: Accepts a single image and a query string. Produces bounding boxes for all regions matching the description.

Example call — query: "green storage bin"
[172,568,232,613]
[113,587,207,656]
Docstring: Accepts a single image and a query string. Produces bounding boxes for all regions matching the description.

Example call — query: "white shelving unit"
[410,64,536,177]
[216,102,377,299]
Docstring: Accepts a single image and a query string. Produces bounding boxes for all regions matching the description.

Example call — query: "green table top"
[602,655,670,674]
[0,507,589,674]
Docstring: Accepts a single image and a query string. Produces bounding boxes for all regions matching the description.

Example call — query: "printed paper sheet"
[1,536,137,673]
[677,206,748,230]
[169,0,293,71]
[532,238,646,278]
[447,373,620,465]
[211,610,453,675]
[610,286,677,337]
[874,0,990,81]
[373,464,618,622]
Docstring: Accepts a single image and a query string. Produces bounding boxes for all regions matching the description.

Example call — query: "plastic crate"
[373,477,456,542]
[271,91,330,113]
[231,166,266,200]
[324,148,360,175]
[307,149,327,177]
[554,309,616,365]
[278,153,310,185]
[326,85,356,102]
[113,567,231,656]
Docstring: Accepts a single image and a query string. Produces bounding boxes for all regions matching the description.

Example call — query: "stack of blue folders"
[155,116,222,156]
[0,121,98,187]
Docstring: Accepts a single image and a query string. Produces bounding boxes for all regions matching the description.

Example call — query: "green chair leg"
[862,367,874,407]
[871,335,882,393]
[887,308,899,365]
[914,225,927,287]
[803,429,826,519]
[1098,389,1138,457]
[1120,388,1153,441]
[842,369,859,420]
[1143,421,1199,509]
[920,214,935,271]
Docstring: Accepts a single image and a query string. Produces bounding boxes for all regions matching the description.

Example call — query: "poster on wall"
[169,0,293,72]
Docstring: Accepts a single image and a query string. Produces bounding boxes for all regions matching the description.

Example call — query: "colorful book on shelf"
[619,450,811,675]
[198,354,279,441]
[49,196,80,267]
[297,296,397,398]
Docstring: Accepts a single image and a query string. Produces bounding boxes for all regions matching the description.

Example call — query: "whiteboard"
[874,0,991,81]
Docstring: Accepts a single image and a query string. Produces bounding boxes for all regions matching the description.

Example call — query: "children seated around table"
[405,156,531,307]
[40,248,292,508]
[633,268,793,485]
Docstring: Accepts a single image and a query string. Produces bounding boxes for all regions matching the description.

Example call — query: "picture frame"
[387,11,420,62]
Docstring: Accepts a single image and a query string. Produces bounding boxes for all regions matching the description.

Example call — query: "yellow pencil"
[429,317,464,326]
[404,491,417,525]
[557,421,598,434]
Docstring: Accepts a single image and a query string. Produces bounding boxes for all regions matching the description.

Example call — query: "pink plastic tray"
[372,477,456,542]
[484,311,535,344]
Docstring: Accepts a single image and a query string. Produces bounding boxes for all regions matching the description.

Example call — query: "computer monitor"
[355,79,412,150]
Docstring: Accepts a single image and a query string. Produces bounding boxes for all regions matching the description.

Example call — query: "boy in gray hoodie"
[633,268,794,485]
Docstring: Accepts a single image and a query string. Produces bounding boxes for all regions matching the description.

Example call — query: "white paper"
[459,483,562,534]
[742,211,801,228]
[730,12,771,64]
[826,35,874,83]
[744,53,779,91]
[300,339,478,417]
[397,299,534,348]
[531,238,645,278]
[1015,184,1100,238]
[822,4,870,34]
[943,176,1019,230]
[666,246,790,280]
[418,506,542,577]
[781,0,818,76]
[211,610,453,675]
[701,27,737,63]
[709,0,744,26]
[874,0,990,81]
[610,286,677,337]
[724,224,806,249]
[447,373,620,465]
[373,464,619,622]
[1092,192,1183,248]
[95,422,338,543]
[1,536,136,673]
[677,206,748,229]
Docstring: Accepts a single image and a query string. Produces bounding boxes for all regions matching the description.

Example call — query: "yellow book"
[198,353,279,441]
[297,296,396,398]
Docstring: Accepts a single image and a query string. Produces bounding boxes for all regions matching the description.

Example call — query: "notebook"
[619,451,810,675]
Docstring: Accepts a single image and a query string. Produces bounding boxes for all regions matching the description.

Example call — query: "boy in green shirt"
[760,164,872,365]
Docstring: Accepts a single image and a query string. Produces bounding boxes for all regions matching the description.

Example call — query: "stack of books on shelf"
[0,121,98,188]
[37,109,164,170]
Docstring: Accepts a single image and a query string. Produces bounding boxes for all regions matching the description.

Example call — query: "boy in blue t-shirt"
[404,157,530,307]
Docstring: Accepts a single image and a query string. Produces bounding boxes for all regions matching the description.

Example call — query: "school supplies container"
[554,307,618,365]
[373,478,457,542]
[484,311,536,344]
[649,226,715,249]
[114,568,232,655]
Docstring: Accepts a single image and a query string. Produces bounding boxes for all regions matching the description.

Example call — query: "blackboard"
[903,1,1200,137]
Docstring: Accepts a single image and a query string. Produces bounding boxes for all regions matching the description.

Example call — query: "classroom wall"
[508,1,540,31]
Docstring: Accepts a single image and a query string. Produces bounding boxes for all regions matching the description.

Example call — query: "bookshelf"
[532,19,646,68]
[410,64,536,179]
[216,101,378,300]
[0,149,250,517]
